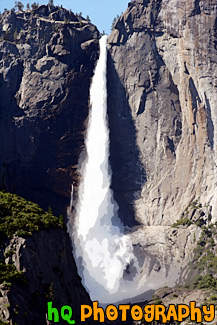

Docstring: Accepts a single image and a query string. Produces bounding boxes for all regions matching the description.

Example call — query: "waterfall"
[67,36,140,303]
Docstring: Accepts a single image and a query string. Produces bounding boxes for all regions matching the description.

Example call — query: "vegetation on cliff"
[0,191,91,325]
[172,200,209,228]
[0,261,25,287]
[171,200,217,291]
[0,191,64,241]
[0,191,64,288]
[147,201,217,316]
[187,222,217,291]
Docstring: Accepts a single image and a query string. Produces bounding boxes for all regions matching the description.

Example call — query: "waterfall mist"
[67,36,142,303]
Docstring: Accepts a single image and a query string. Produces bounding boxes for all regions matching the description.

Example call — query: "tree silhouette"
[31,2,38,9]
[48,0,54,6]
[111,14,120,31]
[15,1,24,11]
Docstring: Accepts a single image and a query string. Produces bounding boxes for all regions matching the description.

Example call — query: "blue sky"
[0,0,130,34]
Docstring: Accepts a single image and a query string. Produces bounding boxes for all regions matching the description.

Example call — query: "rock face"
[0,8,100,323]
[107,0,217,292]
[108,0,217,226]
[0,230,92,325]
[0,5,99,217]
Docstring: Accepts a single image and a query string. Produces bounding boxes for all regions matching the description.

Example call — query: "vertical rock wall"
[107,0,217,226]
[0,6,99,217]
[106,0,217,293]
[0,230,93,325]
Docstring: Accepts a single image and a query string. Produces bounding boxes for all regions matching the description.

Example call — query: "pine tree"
[15,1,24,11]
[48,0,54,6]
[31,2,38,10]
[111,14,120,31]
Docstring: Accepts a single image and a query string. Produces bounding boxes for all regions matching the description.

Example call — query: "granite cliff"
[0,191,93,325]
[1,230,93,324]
[0,5,99,217]
[107,0,217,292]
[0,5,99,324]
[108,0,217,226]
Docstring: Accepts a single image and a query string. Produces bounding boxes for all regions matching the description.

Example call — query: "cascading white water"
[67,36,141,303]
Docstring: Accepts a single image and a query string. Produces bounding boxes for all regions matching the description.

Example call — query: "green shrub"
[196,218,206,227]
[172,218,192,228]
[187,223,217,290]
[0,260,25,286]
[210,295,217,301]
[0,191,63,241]
[4,250,15,258]
[45,283,55,301]
[192,275,217,290]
